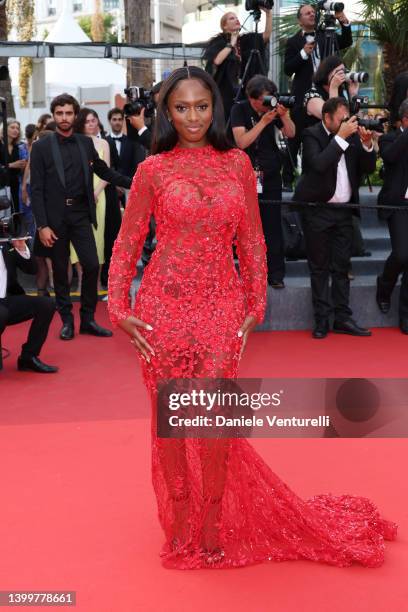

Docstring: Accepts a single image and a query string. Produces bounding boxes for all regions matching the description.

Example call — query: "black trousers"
[380,211,408,319]
[259,189,285,283]
[302,207,354,323]
[281,131,302,186]
[0,295,56,358]
[51,205,99,324]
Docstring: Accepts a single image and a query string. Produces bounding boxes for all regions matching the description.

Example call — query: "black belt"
[65,196,86,206]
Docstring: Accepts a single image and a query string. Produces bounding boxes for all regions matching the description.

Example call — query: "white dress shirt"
[322,122,373,204]
[322,122,352,203]
[110,132,123,156]
[0,243,30,299]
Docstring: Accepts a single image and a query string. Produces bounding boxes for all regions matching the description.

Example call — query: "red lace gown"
[108,144,397,569]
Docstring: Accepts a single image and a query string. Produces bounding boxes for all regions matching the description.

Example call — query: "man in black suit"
[294,97,376,338]
[376,99,408,334]
[0,237,57,372]
[106,107,150,178]
[282,4,352,190]
[30,93,132,341]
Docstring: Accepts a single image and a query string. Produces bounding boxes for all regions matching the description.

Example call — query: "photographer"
[303,56,360,128]
[203,6,272,121]
[231,75,295,288]
[376,99,408,334]
[0,235,57,372]
[293,97,376,338]
[282,3,352,190]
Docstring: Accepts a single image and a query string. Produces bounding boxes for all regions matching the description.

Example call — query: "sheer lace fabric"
[108,144,397,569]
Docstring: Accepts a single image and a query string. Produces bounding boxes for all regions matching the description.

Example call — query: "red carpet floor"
[1,303,407,612]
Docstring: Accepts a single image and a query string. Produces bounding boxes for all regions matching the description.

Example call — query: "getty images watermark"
[156,378,408,438]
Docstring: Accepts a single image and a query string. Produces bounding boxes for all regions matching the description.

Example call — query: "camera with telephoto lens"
[357,117,387,133]
[245,0,274,11]
[345,71,369,83]
[317,1,344,11]
[123,86,155,118]
[262,94,296,109]
[0,211,25,241]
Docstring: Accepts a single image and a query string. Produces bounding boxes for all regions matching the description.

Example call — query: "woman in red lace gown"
[108,67,397,569]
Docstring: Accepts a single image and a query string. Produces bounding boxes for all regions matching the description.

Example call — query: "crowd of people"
[1,3,408,375]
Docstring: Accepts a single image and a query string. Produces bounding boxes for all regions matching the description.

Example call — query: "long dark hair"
[313,55,343,88]
[151,66,232,154]
[73,107,98,134]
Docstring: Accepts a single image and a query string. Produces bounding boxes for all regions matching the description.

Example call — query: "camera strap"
[250,114,266,194]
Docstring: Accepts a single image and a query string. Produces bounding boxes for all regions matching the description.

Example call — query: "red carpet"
[1,303,407,612]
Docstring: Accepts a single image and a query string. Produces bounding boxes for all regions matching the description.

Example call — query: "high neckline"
[173,143,214,153]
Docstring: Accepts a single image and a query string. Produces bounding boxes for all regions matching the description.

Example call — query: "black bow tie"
[113,136,123,141]
[59,134,75,144]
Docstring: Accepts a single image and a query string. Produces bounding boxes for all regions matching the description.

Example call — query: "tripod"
[226,11,267,130]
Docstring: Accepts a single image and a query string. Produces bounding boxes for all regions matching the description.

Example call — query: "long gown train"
[108,144,397,569]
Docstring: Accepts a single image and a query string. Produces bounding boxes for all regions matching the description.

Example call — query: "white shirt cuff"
[138,126,148,136]
[334,135,349,151]
[300,49,308,60]
[362,143,374,152]
[14,244,30,259]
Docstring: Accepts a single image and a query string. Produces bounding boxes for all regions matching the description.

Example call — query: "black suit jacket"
[0,243,36,296]
[106,132,148,177]
[293,122,377,212]
[284,26,353,109]
[30,133,132,230]
[377,128,408,219]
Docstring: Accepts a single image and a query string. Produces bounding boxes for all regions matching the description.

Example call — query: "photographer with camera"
[231,75,295,288]
[303,55,362,128]
[293,97,376,338]
[203,4,273,121]
[376,99,408,334]
[0,230,57,373]
[282,3,352,190]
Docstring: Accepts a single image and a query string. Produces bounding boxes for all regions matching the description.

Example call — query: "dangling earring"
[167,115,173,123]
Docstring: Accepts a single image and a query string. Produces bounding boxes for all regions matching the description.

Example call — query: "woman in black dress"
[203,9,272,121]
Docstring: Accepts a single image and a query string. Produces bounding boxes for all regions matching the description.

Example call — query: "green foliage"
[359,0,408,53]
[78,13,118,43]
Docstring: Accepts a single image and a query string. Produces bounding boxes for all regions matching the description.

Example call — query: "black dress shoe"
[312,321,329,339]
[333,319,372,336]
[400,319,408,334]
[79,320,113,337]
[268,279,285,289]
[376,276,391,314]
[60,322,74,340]
[17,356,58,373]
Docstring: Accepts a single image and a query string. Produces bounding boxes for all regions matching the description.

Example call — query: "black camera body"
[245,0,274,11]
[262,94,296,109]
[349,95,369,114]
[123,86,155,119]
[357,117,387,133]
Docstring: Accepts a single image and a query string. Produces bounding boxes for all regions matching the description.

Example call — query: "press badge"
[255,168,264,194]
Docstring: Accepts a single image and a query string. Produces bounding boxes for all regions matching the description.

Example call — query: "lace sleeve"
[235,151,267,323]
[108,158,155,326]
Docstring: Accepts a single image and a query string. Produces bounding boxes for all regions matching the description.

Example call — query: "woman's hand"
[9,159,27,170]
[237,315,258,361]
[118,315,155,362]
